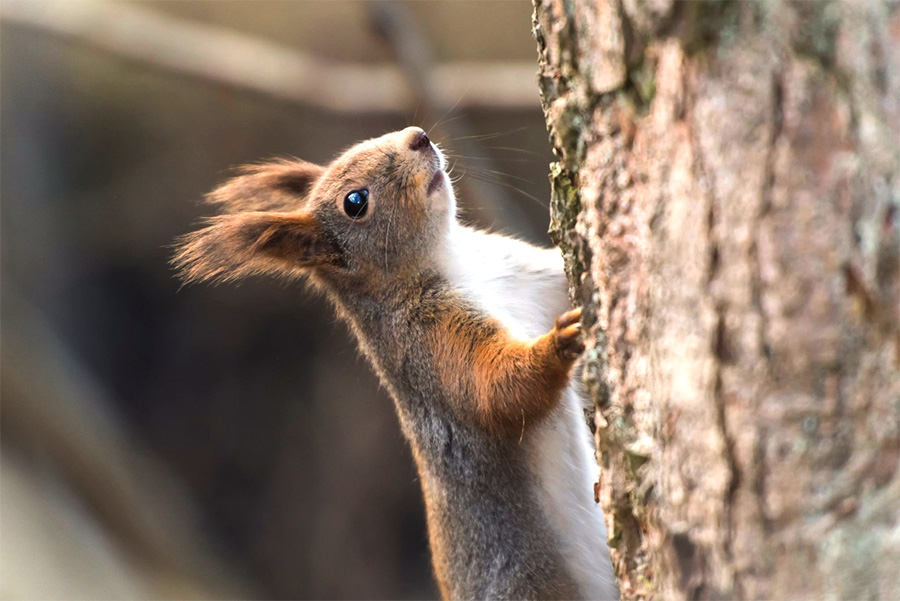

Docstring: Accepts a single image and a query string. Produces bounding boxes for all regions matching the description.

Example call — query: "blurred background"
[0,1,556,599]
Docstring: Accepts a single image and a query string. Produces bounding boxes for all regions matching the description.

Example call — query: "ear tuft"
[206,159,325,213]
[172,211,340,285]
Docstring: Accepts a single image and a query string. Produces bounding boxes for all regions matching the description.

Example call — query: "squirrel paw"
[554,307,585,360]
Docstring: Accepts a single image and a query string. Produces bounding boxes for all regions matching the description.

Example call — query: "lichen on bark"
[548,163,582,298]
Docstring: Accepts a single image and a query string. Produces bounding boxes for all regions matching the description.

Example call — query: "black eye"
[343,188,369,219]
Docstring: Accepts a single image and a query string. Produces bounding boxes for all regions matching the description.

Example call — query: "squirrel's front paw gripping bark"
[552,307,585,360]
[439,309,584,438]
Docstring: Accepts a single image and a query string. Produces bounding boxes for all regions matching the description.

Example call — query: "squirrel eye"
[343,189,369,219]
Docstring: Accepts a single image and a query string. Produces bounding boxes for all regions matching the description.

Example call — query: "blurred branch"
[0,0,541,114]
[369,1,536,235]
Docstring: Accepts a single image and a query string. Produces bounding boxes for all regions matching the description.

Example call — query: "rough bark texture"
[534,1,900,598]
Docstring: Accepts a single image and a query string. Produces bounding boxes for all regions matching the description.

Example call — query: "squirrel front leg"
[432,307,584,438]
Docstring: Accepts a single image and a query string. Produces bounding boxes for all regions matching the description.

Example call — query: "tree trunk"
[533,1,900,598]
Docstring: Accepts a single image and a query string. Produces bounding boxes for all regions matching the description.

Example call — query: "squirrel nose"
[408,128,431,151]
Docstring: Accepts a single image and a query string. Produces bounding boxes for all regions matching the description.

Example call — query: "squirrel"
[173,127,618,600]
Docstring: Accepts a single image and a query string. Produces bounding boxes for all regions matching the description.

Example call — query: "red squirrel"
[174,128,618,600]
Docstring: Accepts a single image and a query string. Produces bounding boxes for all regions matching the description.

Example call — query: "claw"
[554,307,584,359]
[555,307,582,330]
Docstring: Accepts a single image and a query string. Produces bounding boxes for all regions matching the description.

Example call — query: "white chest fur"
[441,224,619,600]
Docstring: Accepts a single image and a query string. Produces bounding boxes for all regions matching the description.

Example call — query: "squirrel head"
[173,127,454,289]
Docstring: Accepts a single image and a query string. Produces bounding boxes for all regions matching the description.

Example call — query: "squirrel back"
[173,128,618,600]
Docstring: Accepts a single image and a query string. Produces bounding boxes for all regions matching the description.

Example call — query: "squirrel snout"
[408,128,431,151]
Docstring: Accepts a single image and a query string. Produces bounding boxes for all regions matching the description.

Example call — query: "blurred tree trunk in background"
[533,1,900,599]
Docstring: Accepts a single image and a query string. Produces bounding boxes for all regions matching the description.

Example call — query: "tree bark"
[533,1,900,598]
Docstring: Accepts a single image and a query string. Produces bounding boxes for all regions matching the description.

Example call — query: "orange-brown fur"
[206,159,324,213]
[172,212,341,284]
[432,306,583,438]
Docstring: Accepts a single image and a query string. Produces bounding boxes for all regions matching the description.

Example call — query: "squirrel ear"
[173,211,341,284]
[206,160,326,213]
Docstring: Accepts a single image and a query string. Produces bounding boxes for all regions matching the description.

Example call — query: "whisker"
[459,166,535,185]
[411,99,421,128]
[463,172,548,209]
[431,85,470,131]
[444,127,527,143]
[431,113,466,132]
[385,179,400,271]
[442,154,535,164]
[371,140,394,162]
[483,146,543,156]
